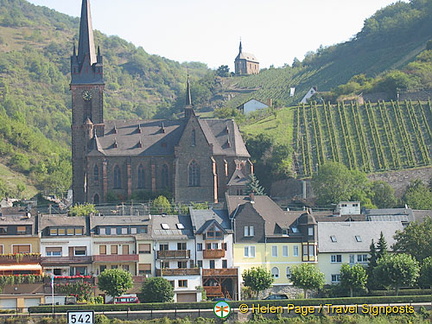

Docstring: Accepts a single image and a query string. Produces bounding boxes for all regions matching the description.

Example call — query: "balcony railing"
[93,254,139,262]
[0,254,41,264]
[203,285,223,297]
[41,256,92,265]
[156,268,200,276]
[203,249,225,259]
[156,250,190,259]
[202,268,238,277]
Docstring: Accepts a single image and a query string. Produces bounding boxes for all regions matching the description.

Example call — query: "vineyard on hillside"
[293,101,432,178]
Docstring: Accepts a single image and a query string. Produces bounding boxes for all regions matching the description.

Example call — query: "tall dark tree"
[246,173,265,195]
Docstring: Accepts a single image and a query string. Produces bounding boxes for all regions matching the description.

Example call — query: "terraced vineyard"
[293,101,432,177]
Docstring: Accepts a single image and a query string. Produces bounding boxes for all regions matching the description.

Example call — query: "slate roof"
[151,214,193,240]
[365,208,414,222]
[189,208,231,234]
[226,195,298,236]
[40,215,86,228]
[317,221,404,253]
[227,169,249,186]
[0,214,34,226]
[236,52,258,62]
[87,118,250,158]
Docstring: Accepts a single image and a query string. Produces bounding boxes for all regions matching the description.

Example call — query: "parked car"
[108,295,140,304]
[263,294,288,300]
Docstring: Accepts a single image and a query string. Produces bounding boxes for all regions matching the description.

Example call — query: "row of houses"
[0,195,430,309]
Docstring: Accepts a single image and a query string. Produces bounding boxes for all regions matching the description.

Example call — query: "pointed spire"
[186,74,192,107]
[78,0,97,66]
[239,38,242,54]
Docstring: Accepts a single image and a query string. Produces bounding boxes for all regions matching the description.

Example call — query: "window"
[100,245,107,255]
[13,245,30,254]
[188,160,200,187]
[178,261,187,268]
[331,255,342,263]
[161,164,169,188]
[222,260,227,268]
[355,235,362,242]
[122,245,129,255]
[93,194,100,205]
[177,242,186,250]
[197,260,203,268]
[71,267,87,276]
[67,228,74,236]
[161,261,170,269]
[17,226,27,234]
[138,164,145,189]
[293,245,299,257]
[349,254,355,264]
[330,235,337,242]
[309,245,315,257]
[113,165,121,189]
[100,265,107,273]
[0,227,7,235]
[282,246,289,257]
[210,260,215,269]
[206,225,223,239]
[357,254,368,263]
[93,165,99,183]
[138,264,151,275]
[197,243,203,251]
[212,243,218,249]
[244,225,254,237]
[308,226,314,236]
[271,267,279,278]
[271,246,278,257]
[159,243,169,251]
[111,245,118,255]
[99,228,106,235]
[46,247,62,256]
[138,244,151,254]
[178,280,188,288]
[75,228,83,235]
[0,245,3,254]
[58,228,66,236]
[74,247,86,256]
[244,246,256,258]
[286,267,291,279]
[122,265,129,272]
[331,274,341,283]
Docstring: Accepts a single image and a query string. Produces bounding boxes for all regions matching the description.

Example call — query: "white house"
[237,99,269,114]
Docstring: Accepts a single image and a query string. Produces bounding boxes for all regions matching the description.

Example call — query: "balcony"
[156,250,190,260]
[0,254,41,264]
[156,268,200,276]
[93,254,139,262]
[41,256,92,265]
[203,268,238,277]
[203,249,225,259]
[203,286,223,297]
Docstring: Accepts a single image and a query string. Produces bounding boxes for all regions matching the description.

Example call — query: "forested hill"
[0,0,210,199]
[221,0,432,109]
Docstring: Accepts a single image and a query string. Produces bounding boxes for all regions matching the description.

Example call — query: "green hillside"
[0,0,210,197]
[219,0,432,109]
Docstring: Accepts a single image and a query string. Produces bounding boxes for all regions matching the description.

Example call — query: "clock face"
[82,90,93,101]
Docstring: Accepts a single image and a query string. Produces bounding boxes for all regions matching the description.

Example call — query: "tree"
[139,277,174,303]
[68,203,98,217]
[340,264,368,297]
[242,267,274,299]
[376,232,388,259]
[311,162,371,207]
[246,173,265,195]
[97,269,133,299]
[370,180,398,208]
[402,179,432,210]
[373,254,420,295]
[393,217,432,262]
[290,263,325,298]
[216,65,230,77]
[151,195,173,214]
[419,256,432,288]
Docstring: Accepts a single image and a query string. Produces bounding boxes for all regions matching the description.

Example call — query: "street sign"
[67,311,95,324]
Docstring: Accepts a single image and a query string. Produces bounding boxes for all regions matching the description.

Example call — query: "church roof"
[236,52,259,62]
[87,117,250,158]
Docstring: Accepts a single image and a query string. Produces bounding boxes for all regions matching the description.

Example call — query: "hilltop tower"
[234,40,259,75]
[70,0,105,204]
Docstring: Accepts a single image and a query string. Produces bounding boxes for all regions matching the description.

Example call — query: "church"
[71,0,253,205]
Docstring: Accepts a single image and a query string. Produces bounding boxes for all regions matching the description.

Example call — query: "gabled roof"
[227,169,249,186]
[151,214,193,240]
[317,221,404,253]
[365,208,414,222]
[40,215,86,228]
[189,208,231,234]
[226,195,298,236]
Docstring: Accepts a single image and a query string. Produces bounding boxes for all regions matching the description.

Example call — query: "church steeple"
[239,39,242,54]
[185,75,195,119]
[71,0,103,84]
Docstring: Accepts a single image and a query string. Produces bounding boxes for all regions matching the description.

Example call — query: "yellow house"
[227,195,318,289]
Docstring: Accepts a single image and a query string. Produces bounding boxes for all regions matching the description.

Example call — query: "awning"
[0,264,42,271]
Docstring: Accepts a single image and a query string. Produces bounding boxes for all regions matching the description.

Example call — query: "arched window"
[161,164,169,188]
[93,194,100,205]
[271,267,279,278]
[138,164,145,189]
[113,165,121,189]
[188,160,200,187]
[286,267,291,279]
[93,165,99,183]
[191,129,196,146]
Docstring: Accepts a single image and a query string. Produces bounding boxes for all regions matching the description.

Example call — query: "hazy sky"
[27,0,407,70]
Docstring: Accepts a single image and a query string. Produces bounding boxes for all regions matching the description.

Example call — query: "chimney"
[249,193,255,203]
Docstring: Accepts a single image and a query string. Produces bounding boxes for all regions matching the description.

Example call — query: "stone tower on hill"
[71,0,253,204]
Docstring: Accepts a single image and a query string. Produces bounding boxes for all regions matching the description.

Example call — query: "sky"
[27,0,407,70]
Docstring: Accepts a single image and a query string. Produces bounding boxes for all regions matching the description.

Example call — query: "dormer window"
[206,224,223,239]
[355,235,362,242]
[330,235,337,242]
